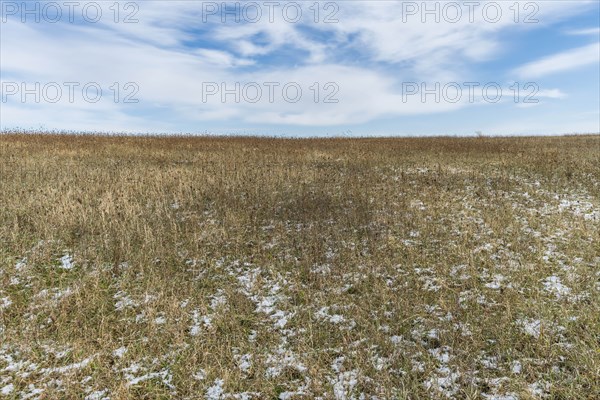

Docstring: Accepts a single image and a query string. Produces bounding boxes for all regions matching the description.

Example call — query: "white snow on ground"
[542,276,571,299]
[189,311,202,336]
[265,339,307,378]
[205,379,225,400]
[424,347,461,398]
[15,258,27,271]
[424,367,460,398]
[480,356,499,370]
[113,347,128,358]
[331,370,359,399]
[19,384,43,399]
[528,381,550,398]
[511,361,522,374]
[41,345,70,360]
[84,390,110,400]
[329,357,359,400]
[485,274,506,290]
[40,356,94,375]
[0,297,12,311]
[517,318,542,338]
[126,370,172,387]
[235,354,252,373]
[209,291,227,310]
[59,255,75,270]
[192,369,206,381]
[230,263,308,385]
[315,306,356,330]
[189,290,229,336]
[113,291,137,311]
[1,384,14,395]
[557,197,599,221]
[189,310,212,336]
[270,309,294,329]
[35,287,73,302]
[123,363,174,389]
[482,394,519,400]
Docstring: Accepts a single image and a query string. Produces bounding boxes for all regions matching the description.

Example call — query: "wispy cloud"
[566,27,600,36]
[513,43,600,79]
[536,89,567,99]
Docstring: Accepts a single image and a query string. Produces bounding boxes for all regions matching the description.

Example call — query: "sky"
[0,0,599,136]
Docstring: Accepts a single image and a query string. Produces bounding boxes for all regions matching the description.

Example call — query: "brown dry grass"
[0,134,599,399]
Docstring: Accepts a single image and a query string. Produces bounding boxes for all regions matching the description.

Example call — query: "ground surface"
[0,134,599,399]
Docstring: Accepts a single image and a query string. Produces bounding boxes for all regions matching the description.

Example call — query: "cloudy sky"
[1,0,599,136]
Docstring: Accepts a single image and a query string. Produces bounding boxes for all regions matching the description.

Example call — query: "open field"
[0,134,599,399]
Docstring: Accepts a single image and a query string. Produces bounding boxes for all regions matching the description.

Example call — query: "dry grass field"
[0,134,599,399]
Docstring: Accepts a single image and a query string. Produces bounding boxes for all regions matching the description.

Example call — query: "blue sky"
[0,0,599,136]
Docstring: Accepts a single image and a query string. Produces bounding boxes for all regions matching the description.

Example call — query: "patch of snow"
[210,291,227,310]
[248,330,257,342]
[206,379,225,400]
[480,356,498,369]
[542,276,571,299]
[85,390,110,400]
[331,356,345,373]
[390,335,403,345]
[265,341,307,379]
[19,384,43,399]
[482,394,519,400]
[424,346,460,398]
[236,354,252,373]
[125,368,173,389]
[271,310,293,328]
[517,318,542,338]
[193,369,206,381]
[485,274,506,290]
[315,307,355,330]
[113,347,127,358]
[1,384,14,395]
[427,329,439,340]
[41,356,94,375]
[424,367,460,398]
[0,297,12,311]
[331,370,359,400]
[528,381,550,398]
[114,292,137,311]
[59,255,75,270]
[429,347,451,364]
[190,310,211,336]
[511,361,522,374]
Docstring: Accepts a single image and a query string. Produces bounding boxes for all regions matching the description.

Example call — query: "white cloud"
[566,27,600,36]
[513,43,600,78]
[536,89,567,99]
